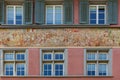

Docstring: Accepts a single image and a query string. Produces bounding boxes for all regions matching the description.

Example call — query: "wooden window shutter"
[24,0,33,24]
[0,0,4,24]
[79,0,89,24]
[64,0,73,24]
[108,0,118,24]
[35,0,45,24]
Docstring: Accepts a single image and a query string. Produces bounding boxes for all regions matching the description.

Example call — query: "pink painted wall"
[68,48,84,75]
[28,48,40,75]
[112,48,120,80]
[74,0,79,24]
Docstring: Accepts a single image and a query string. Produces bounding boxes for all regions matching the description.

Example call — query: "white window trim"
[89,5,107,24]
[46,5,63,24]
[43,63,53,76]
[16,63,26,76]
[43,53,53,61]
[6,5,23,25]
[54,52,64,60]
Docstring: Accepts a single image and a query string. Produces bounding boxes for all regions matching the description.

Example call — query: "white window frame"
[16,53,25,61]
[4,63,14,76]
[87,63,96,76]
[89,5,106,24]
[46,5,63,24]
[4,53,15,61]
[6,5,23,25]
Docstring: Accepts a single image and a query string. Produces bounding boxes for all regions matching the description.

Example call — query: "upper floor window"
[89,5,106,24]
[46,5,63,24]
[85,49,112,76]
[41,49,67,76]
[80,0,118,25]
[6,5,23,25]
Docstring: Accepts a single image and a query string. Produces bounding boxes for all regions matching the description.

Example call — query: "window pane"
[87,64,95,76]
[99,13,105,19]
[44,64,52,76]
[5,64,13,75]
[99,64,107,76]
[16,64,25,76]
[16,53,25,60]
[55,53,63,60]
[90,13,96,19]
[5,53,14,60]
[43,53,52,60]
[99,54,107,60]
[99,6,105,13]
[99,20,105,24]
[46,6,53,24]
[16,6,22,24]
[55,64,63,76]
[7,6,14,24]
[90,20,96,24]
[87,53,96,60]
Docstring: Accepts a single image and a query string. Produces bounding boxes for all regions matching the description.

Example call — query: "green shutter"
[108,0,118,24]
[79,0,89,24]
[64,0,73,24]
[24,0,33,24]
[35,0,45,24]
[0,0,4,24]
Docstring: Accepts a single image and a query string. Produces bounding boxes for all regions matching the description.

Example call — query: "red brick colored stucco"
[68,48,84,75]
[28,48,40,75]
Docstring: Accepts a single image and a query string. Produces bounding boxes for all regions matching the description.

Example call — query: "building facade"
[0,0,120,80]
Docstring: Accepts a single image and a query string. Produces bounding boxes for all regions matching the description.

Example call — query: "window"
[6,5,23,25]
[85,49,112,76]
[46,5,63,24]
[3,50,27,76]
[41,49,66,76]
[89,5,106,24]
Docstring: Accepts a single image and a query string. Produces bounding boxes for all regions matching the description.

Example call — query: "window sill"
[0,24,111,29]
[0,75,113,78]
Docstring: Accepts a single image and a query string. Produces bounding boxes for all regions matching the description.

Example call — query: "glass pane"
[90,13,96,19]
[99,6,105,13]
[55,53,63,60]
[99,64,107,76]
[99,54,107,60]
[16,6,22,24]
[87,53,95,60]
[87,64,95,76]
[16,64,25,76]
[16,53,25,60]
[44,64,52,76]
[90,20,96,24]
[99,13,105,19]
[5,64,13,75]
[7,6,14,24]
[5,53,14,60]
[43,53,52,60]
[99,20,105,24]
[46,6,53,24]
[55,64,63,76]
[55,6,62,13]
[90,6,96,13]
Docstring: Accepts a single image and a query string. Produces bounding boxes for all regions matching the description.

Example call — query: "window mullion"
[14,6,16,24]
[53,6,55,24]
[97,5,99,24]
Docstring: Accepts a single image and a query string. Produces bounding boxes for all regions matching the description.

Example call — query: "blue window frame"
[6,5,23,25]
[43,64,52,76]
[16,64,25,76]
[46,5,63,24]
[5,64,14,75]
[99,64,107,76]
[87,64,96,76]
[55,64,63,76]
[89,5,106,24]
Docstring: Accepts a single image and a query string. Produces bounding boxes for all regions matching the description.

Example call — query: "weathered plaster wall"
[0,28,120,47]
